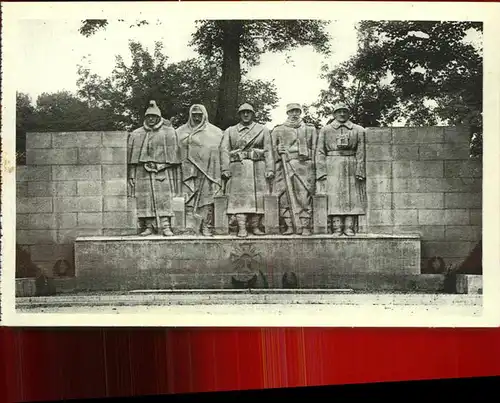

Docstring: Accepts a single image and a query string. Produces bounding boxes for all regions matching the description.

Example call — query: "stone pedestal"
[74,233,421,292]
[213,195,229,235]
[313,195,328,234]
[263,195,280,235]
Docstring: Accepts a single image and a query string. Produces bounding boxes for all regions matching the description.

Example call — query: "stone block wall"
[365,125,482,271]
[16,131,136,276]
[16,126,482,277]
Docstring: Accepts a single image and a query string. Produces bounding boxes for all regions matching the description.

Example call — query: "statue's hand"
[128,178,135,188]
[356,175,365,181]
[277,144,287,155]
[265,171,275,180]
[144,162,157,172]
[222,171,232,180]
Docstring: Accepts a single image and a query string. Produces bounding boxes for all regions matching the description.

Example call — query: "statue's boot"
[331,215,343,237]
[251,214,265,235]
[161,216,174,237]
[139,218,154,236]
[236,214,248,237]
[283,217,294,235]
[300,217,311,236]
[344,216,356,236]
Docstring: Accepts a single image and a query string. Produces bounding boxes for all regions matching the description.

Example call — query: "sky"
[16,19,359,127]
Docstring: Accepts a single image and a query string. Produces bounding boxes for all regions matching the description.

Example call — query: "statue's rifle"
[279,140,301,234]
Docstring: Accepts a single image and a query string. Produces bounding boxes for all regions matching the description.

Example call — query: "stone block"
[456,274,482,294]
[312,194,327,234]
[77,181,103,196]
[74,234,421,291]
[444,193,481,209]
[394,193,444,209]
[394,210,418,226]
[365,127,392,143]
[392,178,409,192]
[392,161,443,178]
[17,197,53,214]
[445,226,482,241]
[17,229,58,245]
[366,162,392,177]
[57,229,103,244]
[17,182,28,197]
[16,166,51,182]
[52,132,102,148]
[77,212,103,228]
[469,209,482,225]
[172,196,185,232]
[421,241,474,259]
[78,148,102,165]
[369,210,393,226]
[264,195,280,235]
[103,165,127,180]
[445,209,470,225]
[444,160,482,178]
[444,126,471,144]
[26,132,52,149]
[368,192,392,210]
[366,144,392,161]
[402,178,481,193]
[366,177,392,193]
[26,149,78,165]
[103,212,133,229]
[102,148,127,164]
[102,131,129,147]
[52,165,101,181]
[392,145,419,160]
[54,196,102,213]
[30,244,74,263]
[419,143,470,160]
[392,127,444,144]
[394,226,445,241]
[418,209,446,225]
[16,213,76,230]
[28,181,77,197]
[102,180,127,196]
[16,278,37,297]
[366,225,393,235]
[104,196,128,212]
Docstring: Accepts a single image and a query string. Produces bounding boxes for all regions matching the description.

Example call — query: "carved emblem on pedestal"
[229,244,268,288]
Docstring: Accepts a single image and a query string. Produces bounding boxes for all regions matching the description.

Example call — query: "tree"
[353,21,482,155]
[76,41,279,130]
[190,20,331,128]
[79,19,331,129]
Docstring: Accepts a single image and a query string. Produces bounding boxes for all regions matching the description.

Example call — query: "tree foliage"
[311,20,482,156]
[78,19,331,129]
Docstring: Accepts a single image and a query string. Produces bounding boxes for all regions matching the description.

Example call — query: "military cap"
[238,103,255,113]
[286,103,302,113]
[145,100,162,117]
[332,102,350,114]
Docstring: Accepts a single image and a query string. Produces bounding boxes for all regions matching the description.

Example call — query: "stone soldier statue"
[176,104,223,236]
[127,100,182,236]
[271,103,317,236]
[315,102,367,236]
[220,103,275,237]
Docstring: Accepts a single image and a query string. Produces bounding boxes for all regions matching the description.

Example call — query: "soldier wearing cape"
[176,104,223,236]
[127,100,182,236]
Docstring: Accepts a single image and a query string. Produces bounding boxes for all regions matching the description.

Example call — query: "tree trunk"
[214,21,243,130]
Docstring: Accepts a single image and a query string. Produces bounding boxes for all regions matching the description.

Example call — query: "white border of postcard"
[1,1,499,327]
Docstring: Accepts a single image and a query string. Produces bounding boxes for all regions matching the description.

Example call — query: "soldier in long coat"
[127,100,181,236]
[220,103,275,237]
[315,102,367,236]
[271,103,317,235]
[176,104,223,236]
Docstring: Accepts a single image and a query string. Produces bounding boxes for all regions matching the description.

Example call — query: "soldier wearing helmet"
[220,103,274,237]
[315,102,367,236]
[127,100,181,236]
[271,103,317,236]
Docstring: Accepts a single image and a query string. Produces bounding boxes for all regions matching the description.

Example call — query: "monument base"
[73,234,421,292]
